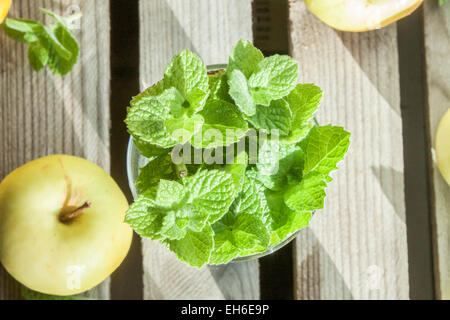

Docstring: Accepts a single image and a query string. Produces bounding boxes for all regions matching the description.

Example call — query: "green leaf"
[282,84,322,143]
[228,69,256,116]
[132,80,165,104]
[284,172,327,212]
[165,114,204,145]
[125,98,176,148]
[28,42,49,71]
[221,150,248,192]
[184,169,237,224]
[300,125,351,181]
[127,168,237,247]
[2,9,80,75]
[192,99,248,148]
[439,0,447,5]
[164,49,209,104]
[209,175,270,264]
[160,211,188,240]
[249,55,298,106]
[265,191,311,246]
[136,154,177,193]
[246,99,292,136]
[156,87,185,117]
[2,18,44,42]
[156,179,186,207]
[256,139,304,191]
[133,138,170,159]
[167,224,214,268]
[208,70,232,102]
[125,190,165,240]
[45,23,79,75]
[228,39,264,79]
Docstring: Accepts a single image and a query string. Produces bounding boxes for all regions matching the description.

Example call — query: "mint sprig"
[2,8,80,75]
[125,39,351,267]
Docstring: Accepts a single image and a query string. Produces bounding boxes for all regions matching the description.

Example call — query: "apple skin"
[436,109,450,186]
[0,0,12,24]
[0,155,132,296]
[304,0,423,32]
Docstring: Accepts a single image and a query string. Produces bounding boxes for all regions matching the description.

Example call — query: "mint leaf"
[156,87,185,117]
[133,80,165,102]
[208,70,232,102]
[256,139,304,191]
[125,191,164,240]
[284,172,327,212]
[28,42,49,71]
[2,18,44,43]
[2,9,80,75]
[161,211,188,240]
[125,98,176,148]
[45,23,79,75]
[246,99,292,136]
[205,150,247,192]
[221,150,247,192]
[209,175,270,264]
[167,224,214,268]
[249,55,298,106]
[165,114,204,145]
[164,49,209,113]
[300,125,351,181]
[133,138,170,159]
[282,84,322,143]
[156,179,186,207]
[126,168,237,247]
[191,99,248,148]
[228,39,264,79]
[210,213,269,264]
[228,69,256,116]
[136,154,177,193]
[265,191,311,246]
[184,169,237,224]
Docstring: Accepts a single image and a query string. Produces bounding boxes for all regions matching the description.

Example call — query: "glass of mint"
[124,40,350,268]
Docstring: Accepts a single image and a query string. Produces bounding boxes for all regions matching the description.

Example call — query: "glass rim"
[126,63,308,264]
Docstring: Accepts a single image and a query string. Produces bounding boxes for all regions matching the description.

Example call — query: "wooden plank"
[0,0,111,299]
[138,0,259,299]
[423,1,450,300]
[288,0,409,299]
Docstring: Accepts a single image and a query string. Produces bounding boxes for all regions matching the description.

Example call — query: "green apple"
[436,109,450,186]
[0,155,132,296]
[304,0,423,31]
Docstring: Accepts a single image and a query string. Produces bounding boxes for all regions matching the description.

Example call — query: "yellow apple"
[304,0,423,32]
[436,109,450,186]
[0,0,12,24]
[0,155,132,296]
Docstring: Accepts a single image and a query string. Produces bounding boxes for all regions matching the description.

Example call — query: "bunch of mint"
[124,40,350,267]
[2,8,80,75]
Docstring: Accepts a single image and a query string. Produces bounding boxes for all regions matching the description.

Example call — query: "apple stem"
[175,163,188,179]
[59,201,91,223]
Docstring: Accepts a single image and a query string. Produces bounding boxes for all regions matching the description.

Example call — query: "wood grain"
[288,0,409,299]
[0,0,110,299]
[423,1,450,300]
[138,0,259,299]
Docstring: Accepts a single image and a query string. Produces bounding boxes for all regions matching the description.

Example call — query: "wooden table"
[0,0,448,300]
